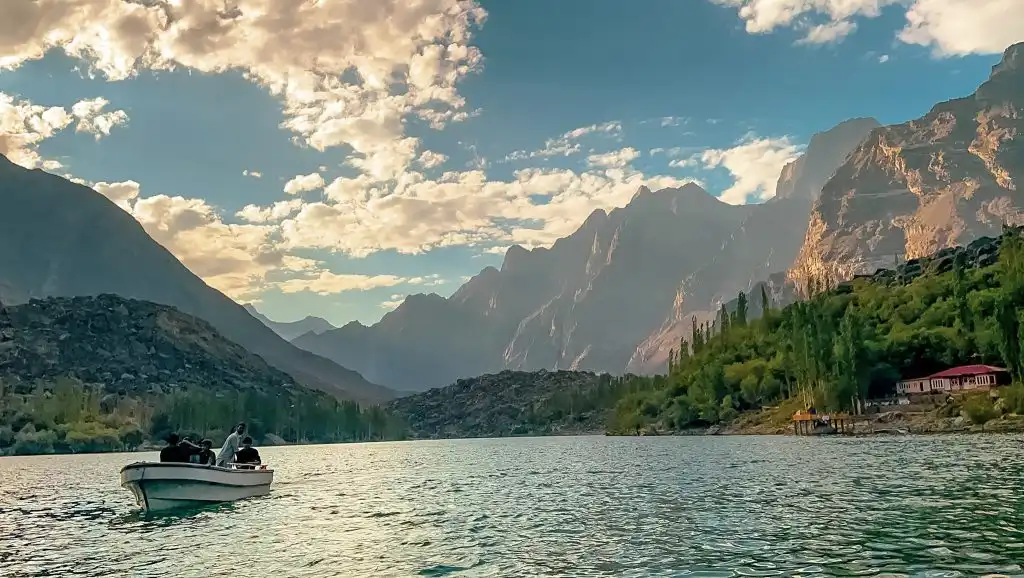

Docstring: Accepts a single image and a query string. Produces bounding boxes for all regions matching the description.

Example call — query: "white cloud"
[700,135,803,205]
[275,272,412,296]
[0,0,487,181]
[587,147,640,169]
[93,180,141,211]
[283,172,326,195]
[70,97,128,138]
[243,169,263,179]
[879,54,890,63]
[380,294,406,310]
[279,165,700,257]
[417,150,449,169]
[899,0,1024,56]
[0,92,127,168]
[236,199,304,223]
[710,0,1022,55]
[796,20,858,45]
[504,121,622,162]
[669,157,700,169]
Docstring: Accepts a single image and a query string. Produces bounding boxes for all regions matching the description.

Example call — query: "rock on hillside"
[243,304,336,342]
[792,42,1024,289]
[0,294,304,397]
[0,156,391,403]
[386,369,609,438]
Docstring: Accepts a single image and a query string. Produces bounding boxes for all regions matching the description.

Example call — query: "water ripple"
[3,435,1024,576]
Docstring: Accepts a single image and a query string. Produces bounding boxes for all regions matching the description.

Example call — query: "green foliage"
[963,395,998,426]
[606,228,1024,433]
[0,375,406,456]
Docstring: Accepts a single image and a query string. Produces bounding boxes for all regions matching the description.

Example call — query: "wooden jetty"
[791,409,856,435]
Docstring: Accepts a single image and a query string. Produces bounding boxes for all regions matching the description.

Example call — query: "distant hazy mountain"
[774,118,881,202]
[0,156,393,403]
[296,182,816,390]
[243,303,336,342]
[792,42,1024,288]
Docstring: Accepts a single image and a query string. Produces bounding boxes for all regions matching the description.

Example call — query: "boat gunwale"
[120,461,274,475]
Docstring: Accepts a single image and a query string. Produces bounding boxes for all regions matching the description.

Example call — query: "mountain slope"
[627,118,879,373]
[0,156,393,403]
[243,304,336,341]
[296,183,821,390]
[792,42,1024,287]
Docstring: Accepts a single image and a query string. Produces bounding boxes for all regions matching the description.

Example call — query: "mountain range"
[295,42,1023,392]
[243,304,336,342]
[0,157,393,404]
[292,119,881,391]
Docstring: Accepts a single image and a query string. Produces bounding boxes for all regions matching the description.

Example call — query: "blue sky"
[0,0,1017,326]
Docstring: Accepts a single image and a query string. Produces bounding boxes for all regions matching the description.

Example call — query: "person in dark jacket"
[159,433,201,463]
[233,437,261,466]
[193,439,216,466]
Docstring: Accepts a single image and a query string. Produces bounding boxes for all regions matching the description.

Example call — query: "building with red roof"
[897,364,1011,395]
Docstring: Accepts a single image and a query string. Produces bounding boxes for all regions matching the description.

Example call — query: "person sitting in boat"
[234,437,261,468]
[192,439,216,466]
[216,422,246,467]
[159,433,202,463]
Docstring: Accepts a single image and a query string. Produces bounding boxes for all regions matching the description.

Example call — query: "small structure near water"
[896,364,1010,396]
[791,409,855,436]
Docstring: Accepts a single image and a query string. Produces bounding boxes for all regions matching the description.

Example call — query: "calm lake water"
[2,435,1024,577]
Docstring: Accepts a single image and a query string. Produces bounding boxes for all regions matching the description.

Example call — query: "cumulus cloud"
[236,199,304,223]
[243,169,263,179]
[587,147,640,169]
[380,294,407,310]
[710,0,1022,55]
[279,165,700,257]
[700,135,803,205]
[0,0,487,180]
[71,97,128,138]
[418,150,449,169]
[283,172,326,195]
[275,272,412,296]
[0,92,127,168]
[93,180,141,210]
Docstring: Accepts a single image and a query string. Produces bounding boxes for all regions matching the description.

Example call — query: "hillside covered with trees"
[390,227,1024,438]
[0,295,404,456]
[609,226,1024,434]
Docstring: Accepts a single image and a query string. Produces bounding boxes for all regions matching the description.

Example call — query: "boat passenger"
[216,423,246,467]
[234,437,261,467]
[195,439,216,466]
[159,433,201,463]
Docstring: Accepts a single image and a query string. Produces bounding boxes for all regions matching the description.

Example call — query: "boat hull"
[120,462,274,512]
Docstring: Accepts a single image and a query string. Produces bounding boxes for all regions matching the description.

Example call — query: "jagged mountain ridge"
[792,42,1024,288]
[296,183,817,391]
[243,303,336,342]
[626,118,880,373]
[0,156,393,403]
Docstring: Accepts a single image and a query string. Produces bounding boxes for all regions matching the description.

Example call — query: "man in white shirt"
[216,422,246,467]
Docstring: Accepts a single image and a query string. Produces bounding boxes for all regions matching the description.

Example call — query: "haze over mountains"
[0,157,392,404]
[295,43,1024,392]
[293,117,881,391]
[243,304,336,342]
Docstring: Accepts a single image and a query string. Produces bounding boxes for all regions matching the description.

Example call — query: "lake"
[2,435,1024,577]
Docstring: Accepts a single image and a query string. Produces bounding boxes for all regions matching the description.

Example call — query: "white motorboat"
[120,462,274,512]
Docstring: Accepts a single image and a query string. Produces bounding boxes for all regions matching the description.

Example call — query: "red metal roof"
[927,364,1009,378]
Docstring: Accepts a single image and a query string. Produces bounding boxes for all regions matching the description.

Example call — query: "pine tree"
[734,291,748,327]
[759,285,770,319]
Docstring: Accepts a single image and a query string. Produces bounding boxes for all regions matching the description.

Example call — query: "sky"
[0,0,1020,327]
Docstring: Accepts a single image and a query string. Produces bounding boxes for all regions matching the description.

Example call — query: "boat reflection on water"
[120,461,274,512]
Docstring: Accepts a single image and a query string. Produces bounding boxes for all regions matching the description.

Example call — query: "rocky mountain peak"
[992,42,1023,78]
